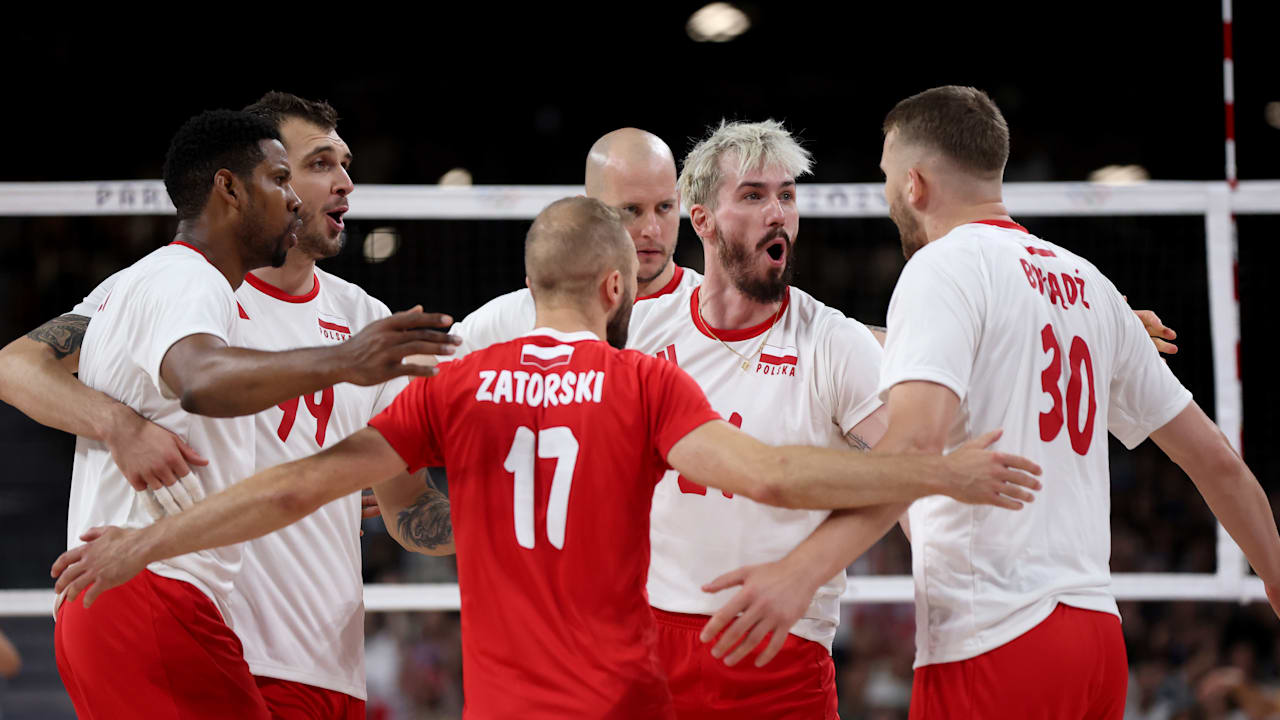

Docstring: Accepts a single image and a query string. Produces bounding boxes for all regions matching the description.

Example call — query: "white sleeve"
[1105,280,1193,449]
[67,270,124,318]
[445,288,537,361]
[133,270,236,399]
[879,243,986,403]
[817,312,884,434]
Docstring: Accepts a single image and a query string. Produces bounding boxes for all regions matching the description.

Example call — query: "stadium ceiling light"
[439,168,473,186]
[1265,102,1280,130]
[1088,164,1150,185]
[686,3,750,43]
[363,227,400,263]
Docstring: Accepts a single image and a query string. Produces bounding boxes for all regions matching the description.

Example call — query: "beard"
[240,190,295,269]
[605,287,635,350]
[889,189,927,260]
[296,206,345,260]
[714,227,793,303]
[637,251,672,285]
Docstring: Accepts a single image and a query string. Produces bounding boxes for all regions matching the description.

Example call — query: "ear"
[601,269,624,311]
[212,168,242,211]
[906,167,926,210]
[688,203,715,241]
[524,276,531,289]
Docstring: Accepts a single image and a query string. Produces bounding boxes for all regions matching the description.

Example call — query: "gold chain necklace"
[696,296,785,372]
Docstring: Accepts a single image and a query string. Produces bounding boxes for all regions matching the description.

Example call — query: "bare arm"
[159,309,457,417]
[1150,402,1280,589]
[0,316,207,490]
[373,468,455,556]
[0,628,20,678]
[666,416,1039,511]
[52,427,407,607]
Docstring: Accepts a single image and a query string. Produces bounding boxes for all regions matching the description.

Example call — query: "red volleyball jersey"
[369,327,720,719]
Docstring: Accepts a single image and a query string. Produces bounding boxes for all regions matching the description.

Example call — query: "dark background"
[0,4,1278,718]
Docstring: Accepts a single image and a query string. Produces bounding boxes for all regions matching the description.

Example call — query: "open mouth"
[326,209,347,231]
[764,239,786,263]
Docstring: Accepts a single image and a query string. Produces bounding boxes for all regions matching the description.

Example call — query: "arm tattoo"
[26,314,90,360]
[845,431,872,452]
[396,470,453,550]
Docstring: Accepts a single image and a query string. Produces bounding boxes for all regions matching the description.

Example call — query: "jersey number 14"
[503,426,580,550]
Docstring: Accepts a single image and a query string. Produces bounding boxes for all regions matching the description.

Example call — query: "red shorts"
[909,603,1127,720]
[255,676,366,720]
[55,569,270,720]
[652,608,839,720]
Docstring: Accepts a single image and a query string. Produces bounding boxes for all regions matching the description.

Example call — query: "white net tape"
[1,180,1277,616]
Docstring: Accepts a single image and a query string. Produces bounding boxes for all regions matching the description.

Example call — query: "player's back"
[408,328,713,719]
[884,220,1191,666]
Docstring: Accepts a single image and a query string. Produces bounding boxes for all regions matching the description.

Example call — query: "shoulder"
[132,246,230,299]
[469,288,535,318]
[629,283,694,336]
[314,267,393,321]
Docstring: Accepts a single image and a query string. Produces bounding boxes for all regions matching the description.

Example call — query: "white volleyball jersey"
[626,284,885,650]
[70,242,254,612]
[447,265,701,359]
[225,268,407,699]
[70,264,406,698]
[879,220,1192,667]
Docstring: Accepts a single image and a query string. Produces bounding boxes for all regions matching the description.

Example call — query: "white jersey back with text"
[878,220,1192,667]
[70,243,254,611]
[447,265,701,359]
[71,264,405,698]
[627,284,884,649]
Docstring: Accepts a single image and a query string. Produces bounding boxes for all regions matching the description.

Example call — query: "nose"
[640,210,660,240]
[286,184,302,213]
[334,165,354,197]
[763,196,785,226]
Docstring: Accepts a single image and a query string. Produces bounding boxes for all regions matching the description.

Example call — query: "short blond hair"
[678,119,813,209]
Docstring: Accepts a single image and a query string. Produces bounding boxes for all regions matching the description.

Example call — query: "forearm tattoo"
[26,314,90,360]
[396,470,453,550]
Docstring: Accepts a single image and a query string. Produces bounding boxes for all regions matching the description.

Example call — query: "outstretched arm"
[52,427,407,607]
[0,315,208,490]
[160,309,458,417]
[373,468,455,556]
[1149,402,1280,614]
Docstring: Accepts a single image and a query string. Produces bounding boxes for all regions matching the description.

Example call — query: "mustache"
[756,227,791,250]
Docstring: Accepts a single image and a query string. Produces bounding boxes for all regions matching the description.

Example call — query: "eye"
[744,192,760,200]
[312,159,328,170]
[780,191,794,201]
[659,202,674,213]
[622,205,640,216]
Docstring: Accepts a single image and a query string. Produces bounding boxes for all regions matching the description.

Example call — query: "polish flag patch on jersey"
[318,313,352,342]
[520,343,575,370]
[757,344,798,376]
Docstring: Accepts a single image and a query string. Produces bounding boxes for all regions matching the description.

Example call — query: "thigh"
[56,570,270,720]
[652,609,837,720]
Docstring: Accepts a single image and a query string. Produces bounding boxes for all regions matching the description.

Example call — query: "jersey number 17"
[503,426,580,549]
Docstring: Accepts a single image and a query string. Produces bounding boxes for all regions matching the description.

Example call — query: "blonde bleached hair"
[677,119,813,209]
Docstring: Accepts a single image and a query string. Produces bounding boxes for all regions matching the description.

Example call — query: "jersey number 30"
[1039,323,1096,455]
[503,426,579,550]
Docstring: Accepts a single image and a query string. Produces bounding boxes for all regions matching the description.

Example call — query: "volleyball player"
[50,196,1042,719]
[873,85,1280,719]
[445,127,700,356]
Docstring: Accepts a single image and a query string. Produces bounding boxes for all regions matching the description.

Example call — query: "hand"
[51,526,151,608]
[1123,297,1178,355]
[103,407,208,492]
[937,430,1042,510]
[140,474,206,521]
[698,560,812,668]
[359,490,380,537]
[335,307,460,386]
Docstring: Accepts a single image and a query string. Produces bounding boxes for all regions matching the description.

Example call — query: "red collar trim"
[637,266,685,301]
[243,271,320,303]
[170,240,212,264]
[689,286,790,342]
[973,218,1029,234]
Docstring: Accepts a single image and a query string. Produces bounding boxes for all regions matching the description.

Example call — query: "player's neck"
[637,262,676,298]
[248,250,318,297]
[696,272,783,330]
[533,307,606,342]
[174,223,249,290]
[928,201,1013,244]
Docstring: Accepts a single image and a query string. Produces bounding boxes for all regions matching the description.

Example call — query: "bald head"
[585,128,676,196]
[526,196,637,306]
